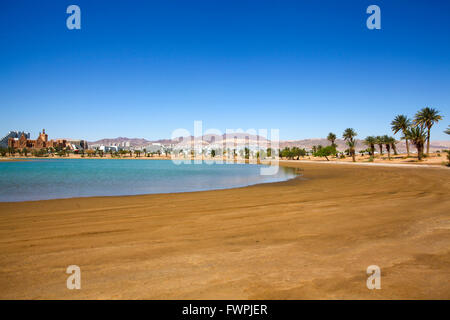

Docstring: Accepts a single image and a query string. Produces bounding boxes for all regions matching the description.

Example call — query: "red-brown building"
[8,129,70,150]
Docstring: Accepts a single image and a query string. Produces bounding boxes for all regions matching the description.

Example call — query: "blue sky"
[1,0,449,141]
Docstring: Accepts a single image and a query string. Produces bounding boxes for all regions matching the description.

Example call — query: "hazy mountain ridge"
[89,133,269,147]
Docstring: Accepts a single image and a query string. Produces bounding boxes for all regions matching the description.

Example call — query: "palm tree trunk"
[352,151,355,162]
[405,138,410,157]
[426,127,430,155]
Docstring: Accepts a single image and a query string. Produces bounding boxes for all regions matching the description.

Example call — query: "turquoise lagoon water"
[0,159,296,202]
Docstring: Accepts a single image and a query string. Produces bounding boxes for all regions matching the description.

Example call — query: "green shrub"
[313,146,336,161]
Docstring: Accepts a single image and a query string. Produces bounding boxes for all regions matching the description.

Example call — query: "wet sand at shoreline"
[0,162,449,299]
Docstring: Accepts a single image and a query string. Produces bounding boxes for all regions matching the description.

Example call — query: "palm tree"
[347,140,356,162]
[391,115,411,157]
[327,132,337,148]
[343,128,357,162]
[445,125,450,135]
[414,107,443,155]
[391,139,398,155]
[244,147,250,160]
[364,136,376,156]
[375,136,384,155]
[383,135,396,160]
[406,126,427,160]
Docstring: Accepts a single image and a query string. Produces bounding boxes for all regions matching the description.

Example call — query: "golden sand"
[0,162,449,299]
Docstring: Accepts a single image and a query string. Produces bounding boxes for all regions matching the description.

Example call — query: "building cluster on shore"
[89,141,166,154]
[1,129,88,152]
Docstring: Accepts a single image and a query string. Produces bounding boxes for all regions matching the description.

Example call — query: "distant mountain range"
[89,136,450,152]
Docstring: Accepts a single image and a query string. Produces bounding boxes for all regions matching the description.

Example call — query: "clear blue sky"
[1,0,449,141]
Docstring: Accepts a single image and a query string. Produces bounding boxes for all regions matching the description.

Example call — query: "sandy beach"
[0,161,449,299]
[1,151,449,167]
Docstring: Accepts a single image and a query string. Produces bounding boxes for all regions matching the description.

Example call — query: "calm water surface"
[0,159,296,202]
